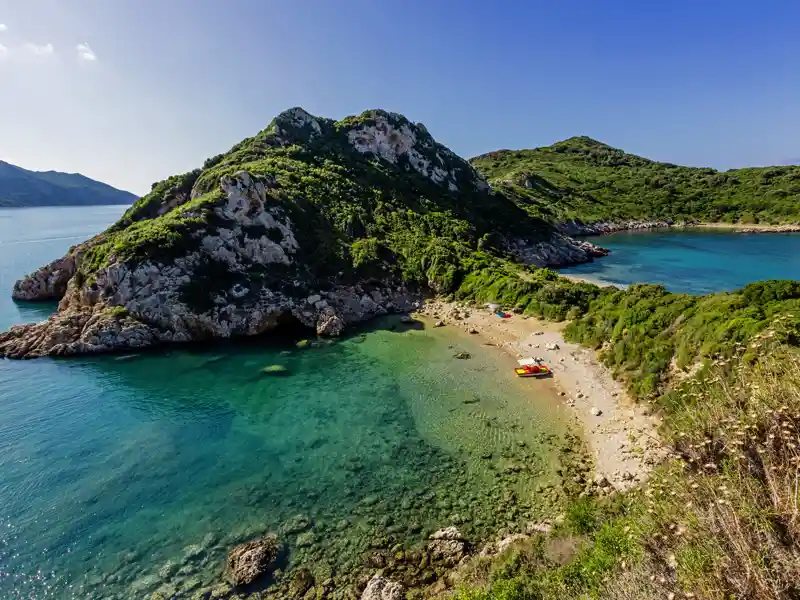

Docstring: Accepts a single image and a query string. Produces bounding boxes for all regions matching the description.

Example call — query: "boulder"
[427,527,467,566]
[226,535,279,587]
[316,308,345,337]
[361,574,405,600]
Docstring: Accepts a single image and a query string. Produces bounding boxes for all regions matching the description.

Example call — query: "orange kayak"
[514,364,551,378]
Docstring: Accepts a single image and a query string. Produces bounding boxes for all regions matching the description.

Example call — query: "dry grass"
[626,322,800,600]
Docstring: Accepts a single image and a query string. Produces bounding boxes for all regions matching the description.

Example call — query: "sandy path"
[416,300,664,491]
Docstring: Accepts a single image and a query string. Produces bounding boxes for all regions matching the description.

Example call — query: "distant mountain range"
[0,160,137,208]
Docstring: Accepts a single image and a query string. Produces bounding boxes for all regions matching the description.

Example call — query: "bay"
[0,207,568,599]
[558,228,800,294]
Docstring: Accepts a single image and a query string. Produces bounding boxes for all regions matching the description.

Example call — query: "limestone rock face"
[226,535,279,587]
[346,110,490,193]
[12,252,77,301]
[0,169,421,358]
[511,232,609,268]
[360,574,405,600]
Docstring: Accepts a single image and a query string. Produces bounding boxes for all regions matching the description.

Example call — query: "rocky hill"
[471,136,800,227]
[0,108,604,358]
[0,160,137,207]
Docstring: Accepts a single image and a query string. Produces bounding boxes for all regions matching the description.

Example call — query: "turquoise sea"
[558,228,800,294]
[0,207,570,599]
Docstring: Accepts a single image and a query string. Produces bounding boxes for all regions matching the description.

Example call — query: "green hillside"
[471,137,800,224]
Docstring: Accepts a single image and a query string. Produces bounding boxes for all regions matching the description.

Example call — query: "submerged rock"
[226,535,279,587]
[279,514,312,535]
[453,352,471,360]
[262,364,291,376]
[289,567,315,597]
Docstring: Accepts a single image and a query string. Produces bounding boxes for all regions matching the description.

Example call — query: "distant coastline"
[559,219,800,237]
[0,160,137,209]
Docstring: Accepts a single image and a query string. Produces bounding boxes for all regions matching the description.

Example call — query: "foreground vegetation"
[449,276,800,600]
[471,137,800,225]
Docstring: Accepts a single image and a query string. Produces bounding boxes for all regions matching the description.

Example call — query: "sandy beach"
[416,300,664,492]
[557,272,627,288]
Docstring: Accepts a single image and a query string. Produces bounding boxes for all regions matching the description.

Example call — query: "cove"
[558,228,800,294]
[0,207,571,599]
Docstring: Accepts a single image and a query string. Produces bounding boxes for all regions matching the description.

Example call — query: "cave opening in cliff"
[268,310,315,342]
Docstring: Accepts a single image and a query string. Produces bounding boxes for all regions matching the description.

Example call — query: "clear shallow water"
[0,207,568,599]
[559,228,800,294]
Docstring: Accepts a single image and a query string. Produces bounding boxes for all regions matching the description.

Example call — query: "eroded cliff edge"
[1,108,605,358]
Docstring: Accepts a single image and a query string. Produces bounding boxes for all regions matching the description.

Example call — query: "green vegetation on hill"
[471,137,800,224]
[0,160,137,208]
[78,109,552,299]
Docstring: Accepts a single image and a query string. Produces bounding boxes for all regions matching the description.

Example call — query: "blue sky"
[0,0,798,195]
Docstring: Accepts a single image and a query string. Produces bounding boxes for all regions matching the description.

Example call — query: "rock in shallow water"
[261,364,291,376]
[361,574,405,600]
[427,527,467,566]
[226,535,279,587]
[316,307,345,337]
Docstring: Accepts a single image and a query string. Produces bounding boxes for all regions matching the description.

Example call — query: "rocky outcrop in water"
[0,169,421,358]
[11,252,78,301]
[226,535,279,587]
[511,232,609,267]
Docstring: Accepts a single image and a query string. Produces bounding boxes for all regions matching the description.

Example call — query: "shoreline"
[561,219,800,237]
[693,221,800,233]
[416,300,664,491]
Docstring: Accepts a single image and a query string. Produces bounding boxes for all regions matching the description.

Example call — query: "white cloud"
[0,44,7,59]
[25,42,54,56]
[0,24,8,32]
[76,42,96,61]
